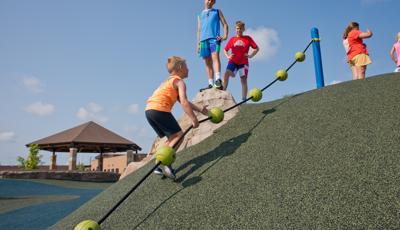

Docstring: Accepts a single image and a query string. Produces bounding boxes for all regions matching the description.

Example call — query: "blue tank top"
[199,8,220,41]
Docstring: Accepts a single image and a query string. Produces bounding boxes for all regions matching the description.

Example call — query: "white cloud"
[329,80,342,85]
[25,102,55,116]
[0,131,16,142]
[128,104,139,114]
[245,27,280,61]
[76,108,89,120]
[87,102,103,113]
[76,102,108,123]
[21,76,43,93]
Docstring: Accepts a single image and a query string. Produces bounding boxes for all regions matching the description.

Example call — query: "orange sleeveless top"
[145,75,181,112]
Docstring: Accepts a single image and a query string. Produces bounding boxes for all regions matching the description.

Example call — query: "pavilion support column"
[98,151,103,172]
[127,150,134,164]
[68,148,77,171]
[49,150,57,170]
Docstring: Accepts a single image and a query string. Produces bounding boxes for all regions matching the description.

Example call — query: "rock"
[119,89,239,180]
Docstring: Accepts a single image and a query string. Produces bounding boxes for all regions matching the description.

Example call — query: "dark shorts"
[226,62,249,78]
[145,110,182,138]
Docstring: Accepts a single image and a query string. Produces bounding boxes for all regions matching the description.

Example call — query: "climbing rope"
[92,39,315,227]
[224,39,314,113]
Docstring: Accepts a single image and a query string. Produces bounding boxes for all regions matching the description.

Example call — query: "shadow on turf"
[176,93,302,186]
[132,96,301,228]
[176,107,277,186]
[132,109,275,229]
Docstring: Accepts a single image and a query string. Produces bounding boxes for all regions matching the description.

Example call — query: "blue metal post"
[311,28,325,88]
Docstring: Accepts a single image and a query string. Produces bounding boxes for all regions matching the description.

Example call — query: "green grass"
[51,73,400,229]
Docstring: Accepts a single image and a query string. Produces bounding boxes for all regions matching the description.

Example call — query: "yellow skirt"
[349,53,372,67]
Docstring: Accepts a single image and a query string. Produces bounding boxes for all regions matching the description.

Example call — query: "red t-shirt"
[347,29,369,61]
[224,35,258,65]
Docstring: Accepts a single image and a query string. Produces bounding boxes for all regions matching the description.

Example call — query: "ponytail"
[343,22,359,39]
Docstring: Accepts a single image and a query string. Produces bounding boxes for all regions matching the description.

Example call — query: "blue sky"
[0,0,398,165]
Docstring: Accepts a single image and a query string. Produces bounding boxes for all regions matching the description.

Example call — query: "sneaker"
[214,79,223,90]
[153,166,163,175]
[163,165,176,180]
[200,84,213,92]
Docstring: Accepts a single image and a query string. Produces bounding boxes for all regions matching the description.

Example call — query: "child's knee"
[204,58,213,66]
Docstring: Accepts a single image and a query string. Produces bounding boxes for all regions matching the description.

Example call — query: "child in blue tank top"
[197,0,228,89]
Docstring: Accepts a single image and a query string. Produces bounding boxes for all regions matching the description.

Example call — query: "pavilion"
[26,121,142,171]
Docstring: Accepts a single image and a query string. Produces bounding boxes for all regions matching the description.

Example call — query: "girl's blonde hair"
[235,20,245,29]
[397,32,400,42]
[343,22,359,39]
[166,56,186,73]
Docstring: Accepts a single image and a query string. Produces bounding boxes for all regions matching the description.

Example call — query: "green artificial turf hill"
[51,73,400,229]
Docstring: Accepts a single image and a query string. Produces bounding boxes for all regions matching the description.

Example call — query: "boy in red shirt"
[222,21,259,101]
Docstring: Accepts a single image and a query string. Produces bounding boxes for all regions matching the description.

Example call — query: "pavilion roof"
[27,121,142,153]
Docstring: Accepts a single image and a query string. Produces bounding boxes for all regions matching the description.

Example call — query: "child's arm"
[359,29,373,39]
[246,38,259,59]
[248,47,259,59]
[197,16,201,53]
[218,10,229,41]
[189,102,208,116]
[175,79,199,128]
[390,46,397,63]
[224,49,233,59]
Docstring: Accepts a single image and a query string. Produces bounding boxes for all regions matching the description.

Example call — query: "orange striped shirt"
[347,30,369,61]
[145,75,181,112]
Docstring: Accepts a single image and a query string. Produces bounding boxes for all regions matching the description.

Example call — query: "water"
[0,179,105,230]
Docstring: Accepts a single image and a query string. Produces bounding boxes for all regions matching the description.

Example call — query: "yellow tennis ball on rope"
[208,107,224,124]
[155,146,176,166]
[74,220,101,230]
[248,88,262,102]
[276,69,288,81]
[295,52,306,62]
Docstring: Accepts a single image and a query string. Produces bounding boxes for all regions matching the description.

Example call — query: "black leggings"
[145,110,182,138]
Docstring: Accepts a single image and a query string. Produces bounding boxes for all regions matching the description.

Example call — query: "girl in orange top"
[145,56,208,179]
[343,22,373,80]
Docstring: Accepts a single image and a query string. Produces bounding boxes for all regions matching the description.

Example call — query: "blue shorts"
[145,110,182,138]
[226,63,249,78]
[199,38,221,58]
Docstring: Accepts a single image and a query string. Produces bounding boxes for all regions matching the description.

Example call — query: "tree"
[77,162,86,171]
[16,156,25,168]
[16,144,42,169]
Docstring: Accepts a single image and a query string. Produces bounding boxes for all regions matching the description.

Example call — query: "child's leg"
[239,65,249,100]
[223,63,237,90]
[358,65,366,79]
[211,52,221,79]
[200,40,214,85]
[165,131,184,149]
[240,76,248,101]
[204,57,214,84]
[351,66,358,80]
[223,70,234,90]
[209,39,221,81]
